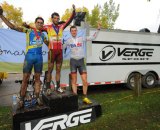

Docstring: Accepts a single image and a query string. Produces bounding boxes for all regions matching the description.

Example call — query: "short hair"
[35,17,44,23]
[51,12,60,18]
[70,25,77,32]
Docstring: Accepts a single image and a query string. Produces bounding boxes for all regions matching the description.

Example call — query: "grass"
[0,60,70,73]
[0,107,12,130]
[70,86,160,130]
[0,86,160,130]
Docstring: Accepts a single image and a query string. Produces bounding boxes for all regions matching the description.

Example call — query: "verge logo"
[21,108,94,130]
[99,45,116,61]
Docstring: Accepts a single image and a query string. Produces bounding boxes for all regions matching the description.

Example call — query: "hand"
[0,6,3,16]
[22,22,30,28]
[97,21,101,30]
[72,4,75,11]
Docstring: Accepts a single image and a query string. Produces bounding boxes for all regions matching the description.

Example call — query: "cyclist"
[44,4,76,93]
[0,6,48,108]
[63,23,101,104]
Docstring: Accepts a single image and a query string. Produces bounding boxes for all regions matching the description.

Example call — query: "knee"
[48,67,53,73]
[71,80,77,86]
[82,80,88,86]
[56,68,61,74]
[34,74,40,82]
[35,86,40,93]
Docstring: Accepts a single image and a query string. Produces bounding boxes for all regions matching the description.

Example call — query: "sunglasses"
[36,21,44,24]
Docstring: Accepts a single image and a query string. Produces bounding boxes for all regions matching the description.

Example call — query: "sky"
[0,0,160,32]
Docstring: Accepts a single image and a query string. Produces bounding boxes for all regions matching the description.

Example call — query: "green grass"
[0,87,160,130]
[70,87,160,130]
[0,60,70,72]
[0,107,12,130]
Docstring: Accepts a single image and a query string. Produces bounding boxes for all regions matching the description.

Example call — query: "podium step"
[78,99,102,118]
[42,90,78,115]
[13,105,50,130]
[12,90,102,130]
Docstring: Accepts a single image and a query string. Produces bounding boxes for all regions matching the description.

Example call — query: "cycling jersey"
[43,11,75,50]
[22,27,47,73]
[23,27,47,54]
[64,30,99,60]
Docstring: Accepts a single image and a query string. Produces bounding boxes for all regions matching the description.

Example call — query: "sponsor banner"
[99,45,154,62]
[20,108,95,130]
[0,29,86,72]
[90,41,160,65]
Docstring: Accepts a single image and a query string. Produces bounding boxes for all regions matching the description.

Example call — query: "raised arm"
[86,21,101,41]
[0,6,23,32]
[63,4,76,30]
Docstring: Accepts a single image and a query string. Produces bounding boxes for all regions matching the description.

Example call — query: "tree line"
[0,0,120,29]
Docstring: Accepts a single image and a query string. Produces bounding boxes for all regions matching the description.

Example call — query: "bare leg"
[56,62,62,88]
[34,73,41,98]
[34,73,43,105]
[71,73,77,94]
[47,62,54,88]
[80,73,92,104]
[19,73,30,108]
[20,73,30,98]
[80,73,88,96]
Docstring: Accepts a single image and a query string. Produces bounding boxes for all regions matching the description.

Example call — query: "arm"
[42,32,49,46]
[63,4,76,30]
[86,21,101,41]
[0,6,23,32]
[22,22,47,33]
[63,39,68,49]
[44,37,49,46]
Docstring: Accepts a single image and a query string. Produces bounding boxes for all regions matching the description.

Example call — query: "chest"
[28,31,44,45]
[69,38,83,48]
[29,31,43,41]
[47,26,63,37]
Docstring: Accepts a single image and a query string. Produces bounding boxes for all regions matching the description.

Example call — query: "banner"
[0,29,48,72]
[0,28,86,73]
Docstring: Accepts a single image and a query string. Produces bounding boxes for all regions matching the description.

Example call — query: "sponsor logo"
[21,108,94,130]
[117,48,154,57]
[99,45,116,61]
[70,43,82,48]
[99,45,154,61]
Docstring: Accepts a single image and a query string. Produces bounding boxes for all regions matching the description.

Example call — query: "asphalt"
[0,73,22,106]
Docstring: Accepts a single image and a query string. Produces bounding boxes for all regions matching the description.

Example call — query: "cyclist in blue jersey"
[0,6,48,108]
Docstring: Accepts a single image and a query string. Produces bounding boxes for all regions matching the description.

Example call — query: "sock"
[83,94,87,99]
[35,93,39,99]
[46,82,50,89]
[56,81,60,89]
[19,96,24,101]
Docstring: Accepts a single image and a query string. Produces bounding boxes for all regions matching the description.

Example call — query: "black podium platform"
[13,90,102,130]
[78,99,102,118]
[13,105,50,130]
[42,90,78,115]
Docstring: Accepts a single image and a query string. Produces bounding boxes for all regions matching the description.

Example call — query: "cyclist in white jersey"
[63,23,101,104]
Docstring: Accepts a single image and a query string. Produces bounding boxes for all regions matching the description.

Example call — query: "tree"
[61,0,120,29]
[1,1,23,27]
[89,4,100,28]
[100,0,120,29]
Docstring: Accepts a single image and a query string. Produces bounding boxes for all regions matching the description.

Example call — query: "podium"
[13,90,101,130]
[13,105,50,130]
[42,91,78,115]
